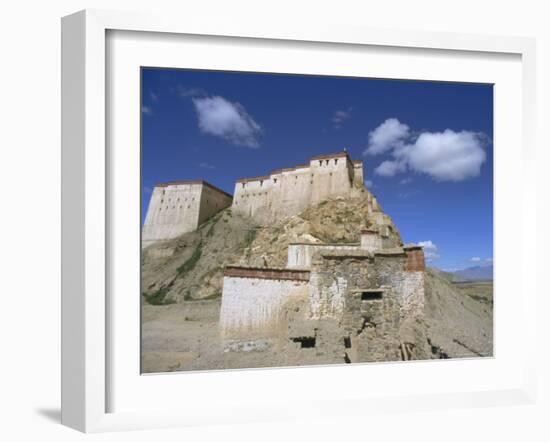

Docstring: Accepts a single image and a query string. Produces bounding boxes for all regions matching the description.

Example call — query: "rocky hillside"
[141,191,492,369]
[142,192,401,304]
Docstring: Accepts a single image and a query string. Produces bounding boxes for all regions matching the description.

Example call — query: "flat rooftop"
[154,180,233,199]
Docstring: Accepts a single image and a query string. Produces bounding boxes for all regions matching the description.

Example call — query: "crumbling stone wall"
[218,232,426,364]
[309,250,402,362]
[374,247,425,320]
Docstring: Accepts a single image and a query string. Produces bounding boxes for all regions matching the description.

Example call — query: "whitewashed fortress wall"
[142,180,232,247]
[232,152,365,224]
[219,267,310,337]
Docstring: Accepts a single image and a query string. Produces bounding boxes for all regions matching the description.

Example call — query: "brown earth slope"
[141,194,492,372]
[142,193,401,303]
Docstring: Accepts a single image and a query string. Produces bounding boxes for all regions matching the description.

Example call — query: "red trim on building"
[224,266,310,281]
[404,248,426,271]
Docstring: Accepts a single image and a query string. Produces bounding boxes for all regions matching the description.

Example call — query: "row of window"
[241,170,340,189]
[318,158,338,166]
[160,197,195,203]
[241,192,268,198]
[159,205,192,212]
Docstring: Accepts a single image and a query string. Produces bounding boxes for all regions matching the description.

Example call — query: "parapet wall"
[142,180,232,247]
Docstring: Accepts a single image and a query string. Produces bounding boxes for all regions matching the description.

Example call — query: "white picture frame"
[61,9,537,433]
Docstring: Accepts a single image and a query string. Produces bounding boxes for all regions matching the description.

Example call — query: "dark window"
[344,336,351,348]
[291,337,316,348]
[319,160,322,166]
[361,291,383,301]
[335,159,338,165]
[274,178,277,184]
[325,160,329,165]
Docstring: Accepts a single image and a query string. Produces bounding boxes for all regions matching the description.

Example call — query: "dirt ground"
[141,273,493,373]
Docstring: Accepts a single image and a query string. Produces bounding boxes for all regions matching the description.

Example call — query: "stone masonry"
[219,228,426,363]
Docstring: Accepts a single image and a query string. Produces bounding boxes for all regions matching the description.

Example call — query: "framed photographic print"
[61,9,537,432]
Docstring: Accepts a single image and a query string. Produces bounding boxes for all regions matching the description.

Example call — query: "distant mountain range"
[451,265,493,281]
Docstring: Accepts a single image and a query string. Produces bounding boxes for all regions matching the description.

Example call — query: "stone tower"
[142,180,232,247]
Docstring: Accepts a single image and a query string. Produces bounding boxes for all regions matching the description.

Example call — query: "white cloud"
[399,177,413,185]
[406,130,486,181]
[150,92,159,102]
[416,240,440,261]
[364,179,373,188]
[485,258,493,263]
[199,162,216,170]
[176,86,205,98]
[192,96,262,148]
[374,160,406,177]
[365,118,410,155]
[470,256,481,262]
[366,118,488,182]
[332,107,353,128]
[141,105,153,116]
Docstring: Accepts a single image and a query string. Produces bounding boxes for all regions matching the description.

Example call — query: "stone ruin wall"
[308,250,402,362]
[142,181,232,247]
[218,238,426,362]
[231,153,367,224]
[373,247,426,321]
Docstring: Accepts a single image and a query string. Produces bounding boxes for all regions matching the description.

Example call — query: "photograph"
[140,67,494,373]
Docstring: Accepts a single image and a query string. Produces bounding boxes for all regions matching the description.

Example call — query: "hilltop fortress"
[232,152,366,224]
[143,151,384,247]
[141,151,429,364]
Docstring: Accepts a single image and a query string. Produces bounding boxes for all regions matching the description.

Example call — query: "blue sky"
[141,67,493,271]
